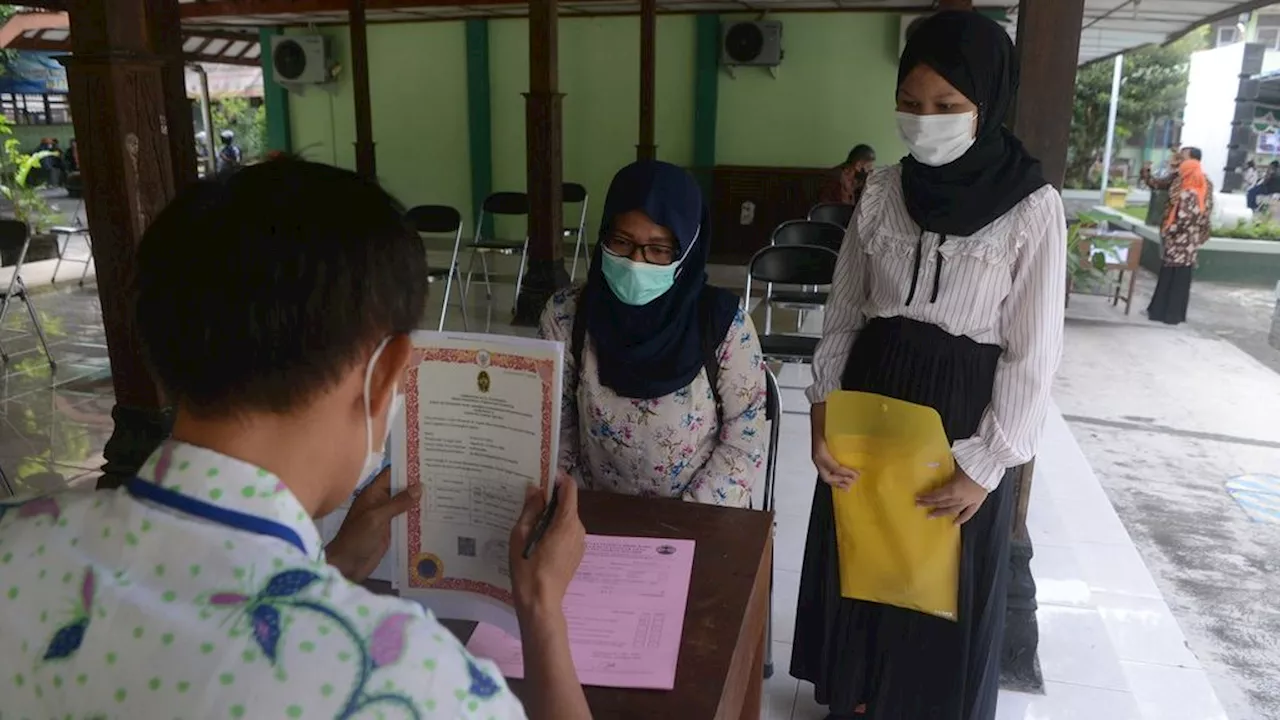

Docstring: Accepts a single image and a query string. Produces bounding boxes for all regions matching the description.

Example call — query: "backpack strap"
[570,285,726,426]
[570,286,589,373]
[698,287,724,427]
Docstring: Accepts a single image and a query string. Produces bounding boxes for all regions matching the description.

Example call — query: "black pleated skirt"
[1147,265,1193,325]
[790,316,1014,720]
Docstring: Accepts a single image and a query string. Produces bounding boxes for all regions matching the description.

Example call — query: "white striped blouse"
[805,164,1067,490]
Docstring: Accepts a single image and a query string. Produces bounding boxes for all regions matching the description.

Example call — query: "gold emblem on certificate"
[411,552,444,585]
[477,370,491,393]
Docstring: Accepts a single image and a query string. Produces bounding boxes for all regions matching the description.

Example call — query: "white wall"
[1181,43,1243,189]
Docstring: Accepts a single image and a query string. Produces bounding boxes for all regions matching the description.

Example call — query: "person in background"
[1148,146,1213,325]
[34,137,63,186]
[0,158,591,720]
[65,138,80,175]
[539,161,767,509]
[792,12,1065,720]
[195,130,209,173]
[217,129,243,175]
[1242,159,1259,190]
[820,144,877,207]
[1247,160,1280,210]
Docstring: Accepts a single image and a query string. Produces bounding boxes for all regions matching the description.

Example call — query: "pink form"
[466,534,697,690]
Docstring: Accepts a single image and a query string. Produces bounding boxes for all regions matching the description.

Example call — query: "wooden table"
[369,491,773,719]
[507,490,773,720]
[1067,229,1144,314]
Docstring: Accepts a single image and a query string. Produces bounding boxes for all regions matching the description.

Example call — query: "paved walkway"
[1061,289,1280,720]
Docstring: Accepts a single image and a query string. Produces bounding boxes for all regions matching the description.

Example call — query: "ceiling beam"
[0,10,69,48]
[177,0,952,17]
[2,31,261,67]
[11,0,68,9]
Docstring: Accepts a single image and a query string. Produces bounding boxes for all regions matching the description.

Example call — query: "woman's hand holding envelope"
[811,403,860,490]
[916,468,988,525]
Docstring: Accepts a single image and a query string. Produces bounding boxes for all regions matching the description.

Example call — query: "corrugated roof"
[175,0,1271,63]
[7,0,1270,65]
[0,11,262,67]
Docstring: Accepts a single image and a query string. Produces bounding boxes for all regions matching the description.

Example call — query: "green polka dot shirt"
[0,440,526,719]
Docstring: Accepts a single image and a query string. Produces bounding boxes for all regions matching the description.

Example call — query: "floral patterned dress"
[1161,181,1214,267]
[538,287,768,508]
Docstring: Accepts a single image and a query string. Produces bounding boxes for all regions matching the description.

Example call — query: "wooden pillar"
[512,0,569,326]
[349,0,377,179]
[1013,0,1085,189]
[637,0,657,161]
[1000,0,1086,692]
[466,19,495,239]
[61,0,198,488]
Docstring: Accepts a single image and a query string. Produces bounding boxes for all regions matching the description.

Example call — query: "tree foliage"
[1066,29,1208,188]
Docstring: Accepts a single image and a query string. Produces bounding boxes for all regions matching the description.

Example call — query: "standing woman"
[539,161,767,507]
[791,12,1065,720]
[1147,146,1213,325]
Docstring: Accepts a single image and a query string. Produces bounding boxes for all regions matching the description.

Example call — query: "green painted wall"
[285,13,903,234]
[260,28,293,153]
[716,13,905,167]
[286,24,472,226]
[489,16,696,241]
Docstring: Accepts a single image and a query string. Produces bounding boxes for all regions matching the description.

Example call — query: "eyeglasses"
[603,235,677,266]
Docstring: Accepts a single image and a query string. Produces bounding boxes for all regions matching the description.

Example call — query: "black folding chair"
[406,205,467,332]
[768,220,844,331]
[464,191,530,316]
[773,219,844,252]
[49,196,93,287]
[563,183,592,282]
[0,220,56,368]
[808,202,855,229]
[745,244,839,364]
[762,365,781,678]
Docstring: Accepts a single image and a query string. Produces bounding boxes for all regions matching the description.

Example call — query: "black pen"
[521,484,560,559]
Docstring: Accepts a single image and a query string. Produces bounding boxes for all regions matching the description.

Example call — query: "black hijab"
[898,11,1047,237]
[582,161,739,400]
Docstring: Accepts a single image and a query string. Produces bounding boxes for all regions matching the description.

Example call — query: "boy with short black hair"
[0,158,590,720]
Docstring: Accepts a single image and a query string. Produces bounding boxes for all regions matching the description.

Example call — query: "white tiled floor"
[760,361,1228,720]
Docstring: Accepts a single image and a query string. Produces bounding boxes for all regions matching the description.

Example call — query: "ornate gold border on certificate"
[403,348,555,598]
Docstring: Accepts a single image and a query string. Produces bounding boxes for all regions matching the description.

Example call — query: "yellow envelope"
[825,390,960,621]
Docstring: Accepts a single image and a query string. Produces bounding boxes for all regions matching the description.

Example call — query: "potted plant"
[1065,211,1121,302]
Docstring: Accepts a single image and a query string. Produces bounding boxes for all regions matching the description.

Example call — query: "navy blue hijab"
[583,161,739,400]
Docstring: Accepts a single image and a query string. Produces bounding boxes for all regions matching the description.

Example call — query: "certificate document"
[392,331,562,635]
[466,535,697,690]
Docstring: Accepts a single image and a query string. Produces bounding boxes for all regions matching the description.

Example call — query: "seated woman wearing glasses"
[539,161,767,508]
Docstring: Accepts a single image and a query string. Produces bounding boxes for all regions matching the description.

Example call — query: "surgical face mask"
[359,337,404,487]
[895,111,977,167]
[600,227,698,306]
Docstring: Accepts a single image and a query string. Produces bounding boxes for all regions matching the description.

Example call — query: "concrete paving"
[1061,282,1280,720]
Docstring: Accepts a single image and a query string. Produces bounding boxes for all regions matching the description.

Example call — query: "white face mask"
[895,111,977,167]
[358,337,404,487]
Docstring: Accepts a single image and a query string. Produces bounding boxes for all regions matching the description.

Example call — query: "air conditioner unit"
[721,21,783,68]
[270,34,332,85]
